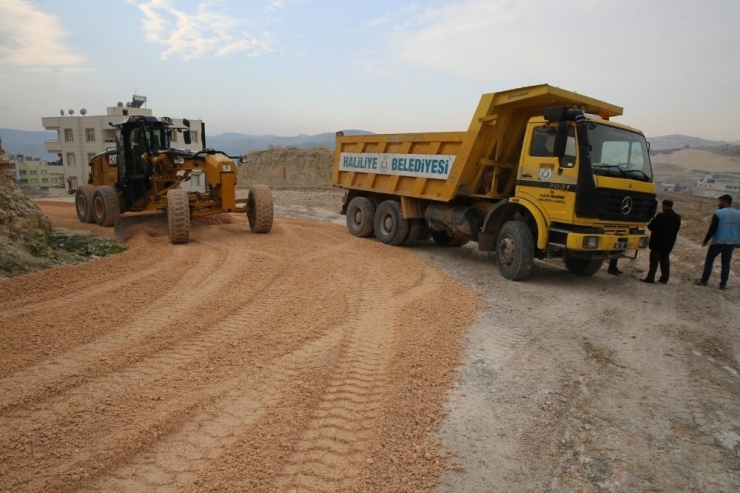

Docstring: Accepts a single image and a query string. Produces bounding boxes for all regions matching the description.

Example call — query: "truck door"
[517,124,578,224]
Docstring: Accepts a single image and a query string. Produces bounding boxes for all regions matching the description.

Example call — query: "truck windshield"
[587,123,653,182]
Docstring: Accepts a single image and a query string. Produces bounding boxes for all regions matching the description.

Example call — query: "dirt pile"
[0,139,53,277]
[237,146,334,190]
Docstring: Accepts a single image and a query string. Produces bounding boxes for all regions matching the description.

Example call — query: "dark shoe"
[658,279,668,284]
[720,285,727,291]
[694,279,708,286]
[607,269,623,276]
[641,278,654,284]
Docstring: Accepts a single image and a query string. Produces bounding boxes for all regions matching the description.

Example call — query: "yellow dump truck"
[333,84,657,280]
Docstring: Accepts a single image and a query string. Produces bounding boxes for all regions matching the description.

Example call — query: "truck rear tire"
[496,221,534,281]
[247,184,274,234]
[167,189,190,244]
[402,219,421,246]
[346,196,376,237]
[75,185,96,224]
[431,230,468,247]
[92,186,121,227]
[374,200,409,246]
[564,254,604,277]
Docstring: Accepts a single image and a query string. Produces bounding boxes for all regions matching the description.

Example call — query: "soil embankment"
[237,146,334,190]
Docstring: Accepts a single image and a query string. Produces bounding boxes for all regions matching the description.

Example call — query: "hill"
[206,129,372,156]
[648,134,728,151]
[0,129,58,161]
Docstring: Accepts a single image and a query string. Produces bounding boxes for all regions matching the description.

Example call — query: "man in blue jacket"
[641,199,682,284]
[695,194,740,290]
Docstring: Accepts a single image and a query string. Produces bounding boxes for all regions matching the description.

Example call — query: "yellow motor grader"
[74,116,272,244]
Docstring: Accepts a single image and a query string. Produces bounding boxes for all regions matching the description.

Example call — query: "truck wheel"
[402,219,421,246]
[247,184,274,234]
[374,200,409,246]
[346,196,376,237]
[92,186,121,227]
[75,185,96,224]
[167,189,190,244]
[431,230,468,247]
[564,254,604,277]
[496,221,534,281]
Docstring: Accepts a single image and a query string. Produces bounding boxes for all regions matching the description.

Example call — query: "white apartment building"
[42,96,204,191]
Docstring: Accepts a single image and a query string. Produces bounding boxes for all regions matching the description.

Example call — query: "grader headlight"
[173,157,185,165]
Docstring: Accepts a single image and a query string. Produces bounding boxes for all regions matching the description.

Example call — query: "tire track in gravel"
[1,204,480,493]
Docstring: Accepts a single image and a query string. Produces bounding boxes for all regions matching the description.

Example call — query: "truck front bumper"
[563,232,649,259]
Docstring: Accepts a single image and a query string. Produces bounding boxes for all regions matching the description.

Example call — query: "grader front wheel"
[247,184,274,234]
[167,189,190,244]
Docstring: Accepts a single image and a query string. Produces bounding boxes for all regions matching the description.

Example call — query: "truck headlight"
[583,236,600,249]
[639,236,649,248]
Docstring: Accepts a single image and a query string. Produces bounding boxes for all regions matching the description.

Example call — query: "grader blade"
[113,212,167,240]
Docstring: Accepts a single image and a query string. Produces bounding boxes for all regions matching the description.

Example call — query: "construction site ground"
[2,191,740,492]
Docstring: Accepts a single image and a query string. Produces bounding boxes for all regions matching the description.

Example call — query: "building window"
[65,129,73,142]
[41,169,48,175]
[19,169,27,175]
[69,178,78,189]
[66,153,76,167]
[20,179,28,184]
[31,178,37,184]
[86,128,95,142]
[52,178,59,184]
[191,131,198,144]
[172,132,177,143]
[30,169,37,175]
[42,178,49,184]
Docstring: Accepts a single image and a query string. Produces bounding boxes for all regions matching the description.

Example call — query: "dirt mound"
[0,139,53,277]
[237,146,334,190]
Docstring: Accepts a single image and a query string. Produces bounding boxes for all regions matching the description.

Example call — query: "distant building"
[697,173,740,193]
[42,96,204,192]
[8,155,65,192]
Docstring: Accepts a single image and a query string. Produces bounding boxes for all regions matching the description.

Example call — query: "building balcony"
[44,139,61,152]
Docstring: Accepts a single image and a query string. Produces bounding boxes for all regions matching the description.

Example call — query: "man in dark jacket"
[641,199,682,284]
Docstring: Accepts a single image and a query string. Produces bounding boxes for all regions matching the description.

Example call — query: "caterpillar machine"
[73,116,273,243]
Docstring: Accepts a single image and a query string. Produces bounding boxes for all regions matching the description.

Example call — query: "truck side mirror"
[553,122,568,158]
[184,130,192,145]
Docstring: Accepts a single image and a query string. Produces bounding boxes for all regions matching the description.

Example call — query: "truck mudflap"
[549,229,648,259]
[113,212,167,241]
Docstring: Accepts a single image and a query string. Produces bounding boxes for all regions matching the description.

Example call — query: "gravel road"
[4,192,740,492]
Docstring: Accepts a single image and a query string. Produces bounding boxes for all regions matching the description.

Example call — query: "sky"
[0,0,738,140]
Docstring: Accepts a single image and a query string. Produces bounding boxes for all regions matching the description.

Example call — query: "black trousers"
[645,249,670,282]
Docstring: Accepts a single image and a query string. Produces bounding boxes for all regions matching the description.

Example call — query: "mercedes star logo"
[621,196,633,215]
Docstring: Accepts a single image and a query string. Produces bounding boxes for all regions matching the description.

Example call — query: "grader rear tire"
[75,185,96,224]
[167,189,190,244]
[346,196,376,237]
[92,186,121,227]
[247,184,273,234]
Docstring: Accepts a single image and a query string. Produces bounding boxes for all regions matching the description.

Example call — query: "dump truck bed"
[333,84,623,203]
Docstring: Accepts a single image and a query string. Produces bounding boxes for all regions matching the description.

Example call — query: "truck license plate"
[614,242,631,249]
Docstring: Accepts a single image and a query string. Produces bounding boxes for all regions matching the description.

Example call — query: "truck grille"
[600,189,656,222]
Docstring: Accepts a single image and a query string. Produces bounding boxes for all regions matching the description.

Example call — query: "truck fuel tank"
[425,203,483,237]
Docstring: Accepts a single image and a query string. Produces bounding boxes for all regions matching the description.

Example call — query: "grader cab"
[74,116,273,244]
